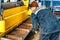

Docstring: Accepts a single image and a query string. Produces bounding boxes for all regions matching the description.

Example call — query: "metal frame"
[0,0,1,9]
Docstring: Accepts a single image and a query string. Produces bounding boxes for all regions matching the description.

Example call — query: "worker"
[30,7,60,40]
[29,0,39,33]
[36,9,60,40]
[29,0,46,33]
[30,0,38,7]
[28,0,39,16]
[29,0,60,40]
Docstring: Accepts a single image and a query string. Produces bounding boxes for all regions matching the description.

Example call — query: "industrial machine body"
[0,0,60,37]
[0,0,29,37]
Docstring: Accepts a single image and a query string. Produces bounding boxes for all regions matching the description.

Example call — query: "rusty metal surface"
[20,24,32,30]
[3,19,32,40]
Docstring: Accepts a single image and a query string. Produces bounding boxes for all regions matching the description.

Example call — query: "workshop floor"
[29,32,60,40]
[25,31,39,40]
[30,31,39,40]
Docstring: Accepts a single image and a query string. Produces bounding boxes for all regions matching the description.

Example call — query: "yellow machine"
[0,0,29,37]
[22,0,29,7]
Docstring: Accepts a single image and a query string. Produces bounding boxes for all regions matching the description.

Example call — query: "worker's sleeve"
[30,13,39,31]
[28,9,33,15]
[57,19,60,26]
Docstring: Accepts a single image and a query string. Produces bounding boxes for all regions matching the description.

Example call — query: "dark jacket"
[36,9,60,34]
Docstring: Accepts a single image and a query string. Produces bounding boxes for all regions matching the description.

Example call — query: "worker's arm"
[30,13,39,31]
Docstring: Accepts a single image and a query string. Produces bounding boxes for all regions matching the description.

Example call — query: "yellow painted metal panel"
[5,11,24,30]
[23,11,29,18]
[3,6,27,18]
[22,0,29,7]
[0,20,5,32]
[0,5,29,37]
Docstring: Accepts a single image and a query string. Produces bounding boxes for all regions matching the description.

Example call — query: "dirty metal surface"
[3,19,33,40]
